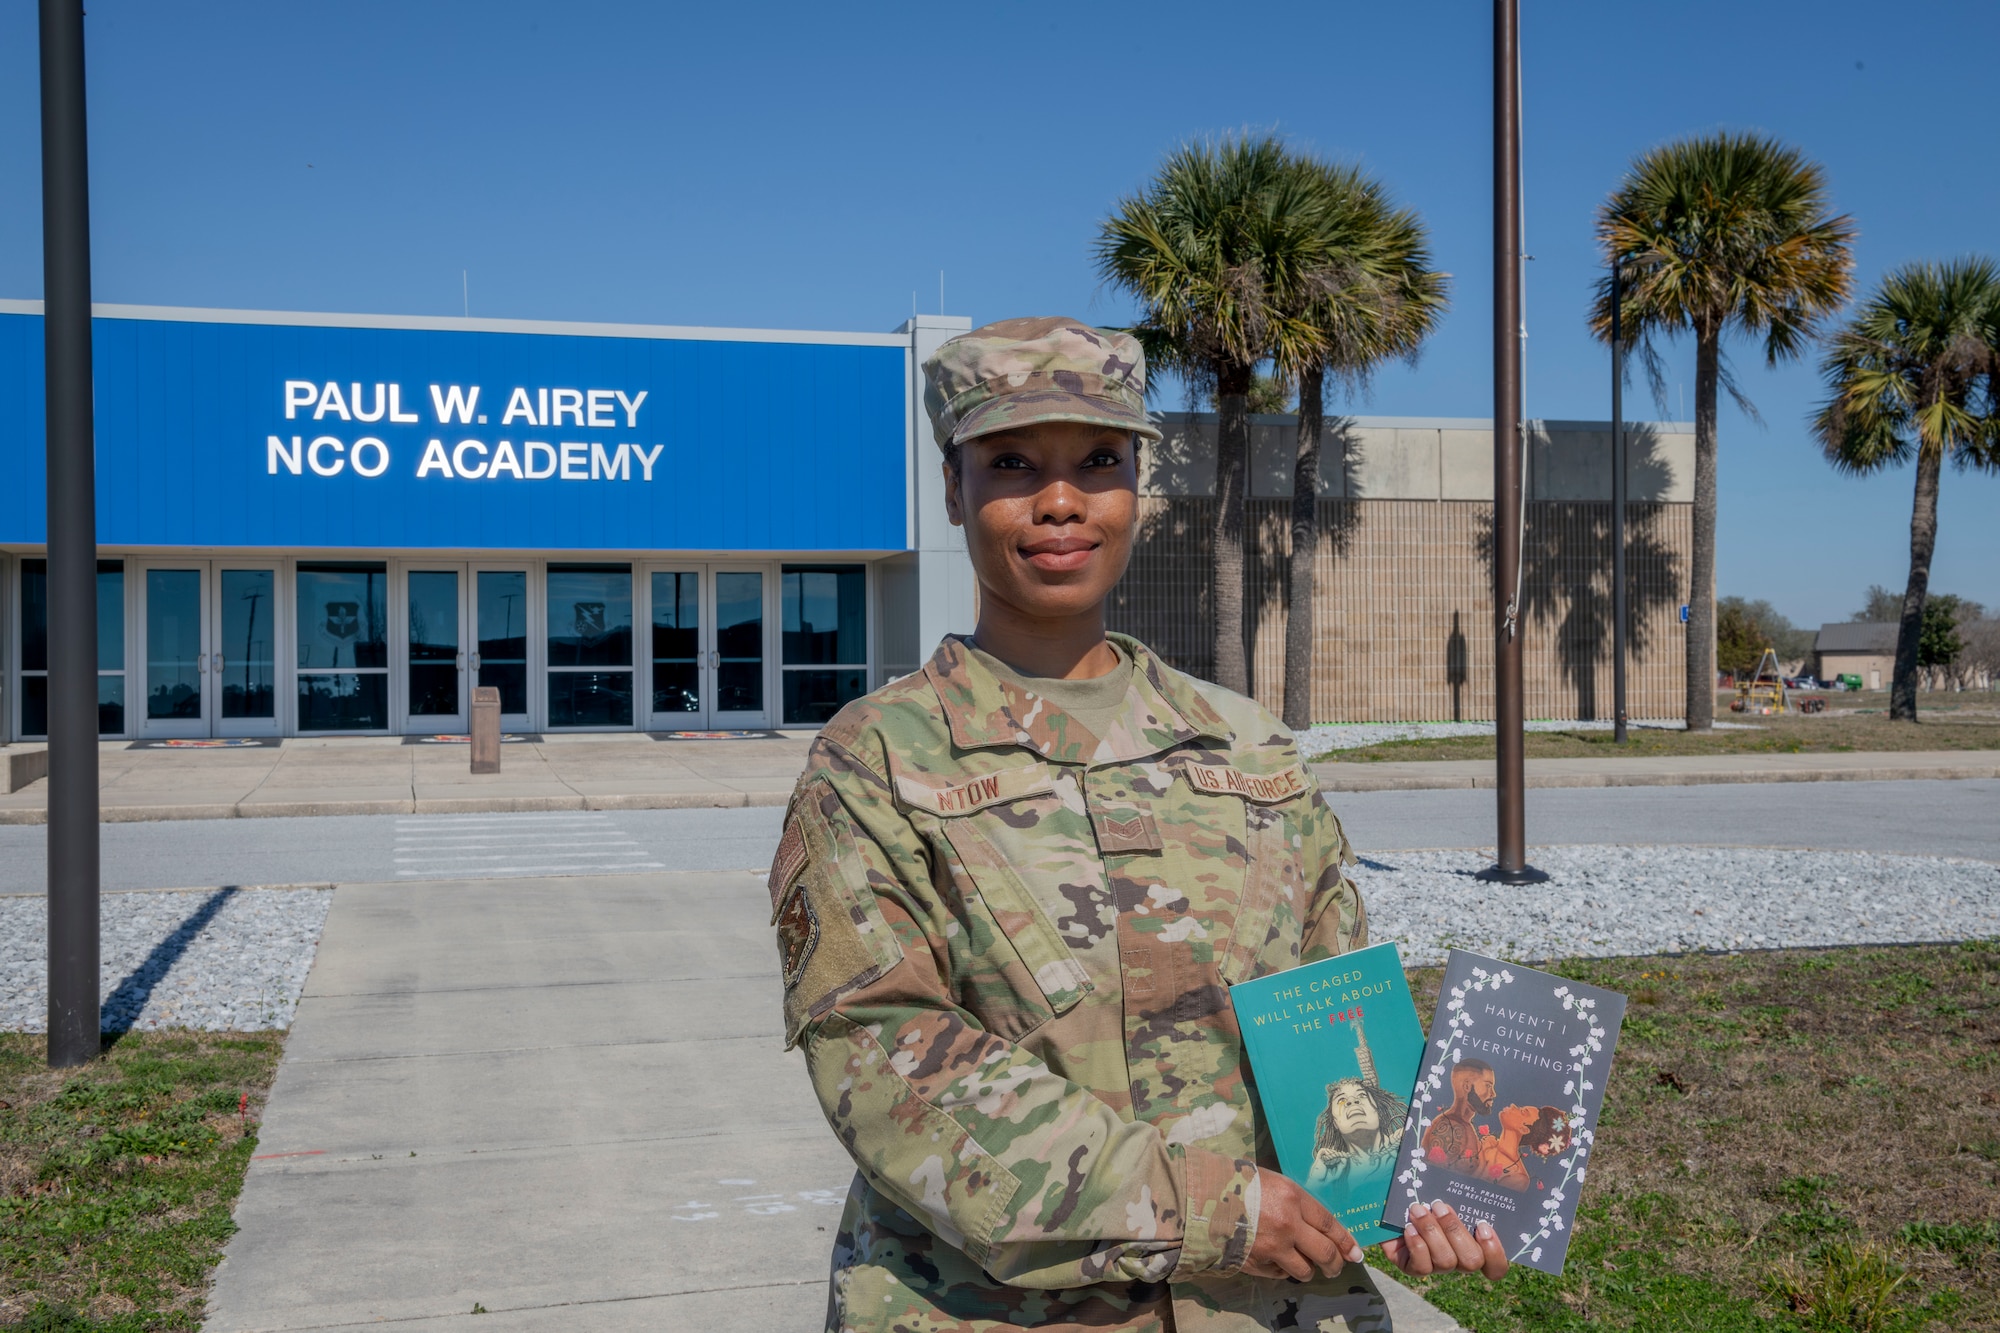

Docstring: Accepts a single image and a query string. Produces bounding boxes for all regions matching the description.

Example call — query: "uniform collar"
[922,632,1232,765]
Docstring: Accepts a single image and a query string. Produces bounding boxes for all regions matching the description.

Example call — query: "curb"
[1313,762,2000,792]
[0,789,792,825]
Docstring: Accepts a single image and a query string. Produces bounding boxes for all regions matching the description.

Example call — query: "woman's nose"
[1036,480,1085,522]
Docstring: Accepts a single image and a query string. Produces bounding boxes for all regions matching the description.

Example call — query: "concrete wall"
[902,316,976,659]
[1147,413,1694,503]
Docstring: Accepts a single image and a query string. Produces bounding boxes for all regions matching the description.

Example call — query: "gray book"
[1385,949,1626,1275]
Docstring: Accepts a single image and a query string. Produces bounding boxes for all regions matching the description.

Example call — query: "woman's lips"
[1019,536,1097,572]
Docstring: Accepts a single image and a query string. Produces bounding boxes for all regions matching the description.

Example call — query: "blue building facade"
[0,302,976,739]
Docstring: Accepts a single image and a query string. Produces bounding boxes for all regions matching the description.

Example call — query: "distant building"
[1813,622,1897,688]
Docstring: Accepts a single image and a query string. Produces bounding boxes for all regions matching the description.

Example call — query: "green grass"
[1373,944,2000,1333]
[0,1031,284,1331]
[1317,700,2000,764]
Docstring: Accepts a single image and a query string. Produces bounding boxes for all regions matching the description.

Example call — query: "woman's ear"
[942,458,964,527]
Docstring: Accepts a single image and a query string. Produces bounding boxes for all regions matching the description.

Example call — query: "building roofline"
[0,298,912,348]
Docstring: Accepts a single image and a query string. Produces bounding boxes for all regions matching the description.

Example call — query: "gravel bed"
[1354,846,2000,966]
[1298,718,1759,758]
[0,887,332,1033]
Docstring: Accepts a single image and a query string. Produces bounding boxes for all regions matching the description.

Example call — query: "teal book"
[1229,942,1424,1246]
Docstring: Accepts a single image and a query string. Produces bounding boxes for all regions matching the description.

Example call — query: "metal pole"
[40,0,101,1067]
[1611,260,1629,744]
[1479,0,1545,886]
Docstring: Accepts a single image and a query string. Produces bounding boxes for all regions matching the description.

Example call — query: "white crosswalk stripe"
[392,812,664,878]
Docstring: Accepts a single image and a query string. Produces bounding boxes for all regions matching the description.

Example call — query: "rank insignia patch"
[1092,806,1164,853]
[777,885,820,989]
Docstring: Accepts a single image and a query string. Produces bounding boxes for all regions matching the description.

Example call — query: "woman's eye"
[991,455,1030,470]
[1085,451,1123,468]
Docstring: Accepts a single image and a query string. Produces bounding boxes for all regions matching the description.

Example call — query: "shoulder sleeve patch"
[778,777,906,1046]
[1178,759,1310,804]
[776,883,819,986]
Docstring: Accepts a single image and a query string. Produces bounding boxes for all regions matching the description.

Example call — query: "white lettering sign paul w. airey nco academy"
[265,380,664,482]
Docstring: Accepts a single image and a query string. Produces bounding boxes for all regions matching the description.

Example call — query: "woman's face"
[1329,1083,1380,1137]
[943,422,1137,625]
[1500,1103,1537,1134]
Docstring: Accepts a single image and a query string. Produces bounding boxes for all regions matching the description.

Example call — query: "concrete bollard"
[470,686,502,774]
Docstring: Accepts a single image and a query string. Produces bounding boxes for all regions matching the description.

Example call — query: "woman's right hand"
[1243,1171,1362,1282]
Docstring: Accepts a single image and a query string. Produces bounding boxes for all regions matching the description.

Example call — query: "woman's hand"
[1245,1171,1363,1282]
[1380,1202,1509,1281]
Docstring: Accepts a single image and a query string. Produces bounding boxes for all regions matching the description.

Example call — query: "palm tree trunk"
[1212,362,1252,694]
[1890,444,1943,722]
[1685,330,1720,731]
[1282,364,1324,730]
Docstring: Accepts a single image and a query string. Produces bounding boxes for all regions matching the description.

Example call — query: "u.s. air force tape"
[1177,760,1309,803]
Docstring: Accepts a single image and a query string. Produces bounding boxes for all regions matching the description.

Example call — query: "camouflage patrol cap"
[922,316,1162,453]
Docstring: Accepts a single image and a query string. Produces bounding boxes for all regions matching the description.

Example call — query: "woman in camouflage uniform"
[768,317,1507,1332]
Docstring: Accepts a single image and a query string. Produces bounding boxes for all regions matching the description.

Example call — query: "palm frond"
[1812,256,2000,476]
[1586,132,1857,398]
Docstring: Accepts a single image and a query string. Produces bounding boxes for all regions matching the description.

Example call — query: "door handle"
[709,650,720,668]
[214,653,227,673]
[457,651,466,670]
[471,652,481,670]
[198,652,208,674]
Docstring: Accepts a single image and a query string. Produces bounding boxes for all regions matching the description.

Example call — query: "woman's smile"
[1018,533,1099,573]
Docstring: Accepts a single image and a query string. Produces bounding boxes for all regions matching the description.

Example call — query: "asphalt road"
[0,779,1994,895]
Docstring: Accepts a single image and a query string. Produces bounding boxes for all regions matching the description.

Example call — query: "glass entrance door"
[472,568,533,731]
[647,569,703,728]
[137,564,211,738]
[214,566,280,737]
[711,568,769,729]
[640,565,771,730]
[404,568,467,733]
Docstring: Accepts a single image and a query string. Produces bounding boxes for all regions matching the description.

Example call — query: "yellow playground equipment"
[1731,647,1823,714]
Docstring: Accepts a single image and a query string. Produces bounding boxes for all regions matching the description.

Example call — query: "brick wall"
[1107,497,1690,723]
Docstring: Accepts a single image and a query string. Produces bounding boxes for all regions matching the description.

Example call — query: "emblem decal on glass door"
[324,602,360,640]
[574,602,606,643]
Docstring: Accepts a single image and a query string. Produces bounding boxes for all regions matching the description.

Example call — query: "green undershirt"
[967,639,1134,743]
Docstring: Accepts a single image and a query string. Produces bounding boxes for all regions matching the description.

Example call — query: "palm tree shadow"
[1477,425,1684,719]
[99,886,239,1048]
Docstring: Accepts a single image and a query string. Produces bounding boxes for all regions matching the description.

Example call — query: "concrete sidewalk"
[0,733,813,823]
[203,873,1465,1331]
[4,736,1992,824]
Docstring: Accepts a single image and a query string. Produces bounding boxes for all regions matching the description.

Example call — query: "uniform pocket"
[940,816,1094,1018]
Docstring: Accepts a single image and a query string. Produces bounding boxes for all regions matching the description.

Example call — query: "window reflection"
[296,562,388,731]
[476,570,529,714]
[220,569,275,720]
[297,565,387,669]
[146,569,204,720]
[715,572,763,713]
[651,571,700,714]
[408,571,460,717]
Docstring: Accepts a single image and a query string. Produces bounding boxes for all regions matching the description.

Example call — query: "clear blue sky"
[1,1,1994,629]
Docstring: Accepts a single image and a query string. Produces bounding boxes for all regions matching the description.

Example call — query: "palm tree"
[1097,135,1337,695]
[1812,258,2000,721]
[1590,132,1855,730]
[1272,161,1447,729]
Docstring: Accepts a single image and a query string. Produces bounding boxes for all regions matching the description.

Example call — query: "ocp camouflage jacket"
[769,634,1390,1332]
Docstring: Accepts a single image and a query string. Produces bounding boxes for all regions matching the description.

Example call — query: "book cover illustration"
[1387,949,1626,1275]
[1229,942,1425,1246]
